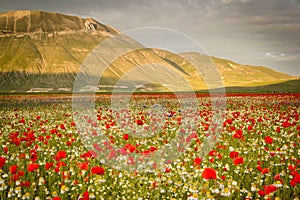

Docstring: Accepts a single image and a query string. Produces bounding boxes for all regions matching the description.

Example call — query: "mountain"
[0,10,297,93]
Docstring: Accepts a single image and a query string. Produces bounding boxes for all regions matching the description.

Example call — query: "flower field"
[0,94,299,200]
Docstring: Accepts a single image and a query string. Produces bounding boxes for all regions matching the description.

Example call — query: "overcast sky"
[0,0,299,76]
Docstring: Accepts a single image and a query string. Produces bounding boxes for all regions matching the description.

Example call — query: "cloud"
[265,52,300,61]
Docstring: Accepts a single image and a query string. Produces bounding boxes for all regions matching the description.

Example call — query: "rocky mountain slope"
[0,10,297,93]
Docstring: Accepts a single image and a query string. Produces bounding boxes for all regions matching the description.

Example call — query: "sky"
[0,0,299,76]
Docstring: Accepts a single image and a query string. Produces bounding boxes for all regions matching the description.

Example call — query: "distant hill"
[0,10,298,93]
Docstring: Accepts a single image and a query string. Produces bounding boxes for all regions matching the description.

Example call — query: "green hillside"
[0,10,298,93]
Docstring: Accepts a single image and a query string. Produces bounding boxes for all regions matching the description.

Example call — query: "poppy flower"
[78,162,89,170]
[3,147,8,153]
[30,152,38,162]
[233,130,243,139]
[290,174,300,187]
[288,164,296,171]
[0,156,6,169]
[194,157,202,165]
[123,134,129,141]
[233,157,244,165]
[59,124,66,130]
[128,145,136,153]
[264,136,273,144]
[91,166,105,175]
[261,168,269,174]
[55,150,67,161]
[45,162,54,170]
[165,167,171,173]
[10,165,18,174]
[13,138,21,146]
[209,150,216,156]
[276,127,281,133]
[257,165,262,171]
[27,163,39,172]
[247,125,252,131]
[82,191,89,200]
[50,129,58,134]
[262,184,277,194]
[18,170,25,177]
[149,146,158,152]
[136,119,144,125]
[202,168,217,180]
[258,190,265,196]
[229,151,239,158]
[20,181,31,187]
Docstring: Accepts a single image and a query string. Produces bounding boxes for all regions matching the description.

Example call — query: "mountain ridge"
[0,10,297,93]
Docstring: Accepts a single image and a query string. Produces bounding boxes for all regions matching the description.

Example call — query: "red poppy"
[209,150,216,156]
[263,184,277,194]
[80,151,95,160]
[12,174,20,181]
[55,162,67,173]
[194,157,202,165]
[59,124,66,130]
[30,152,38,162]
[13,138,21,146]
[123,134,129,141]
[66,141,72,146]
[45,162,54,170]
[202,168,217,180]
[233,130,243,139]
[261,168,269,174]
[0,156,6,169]
[82,191,89,200]
[233,157,244,165]
[165,167,171,173]
[276,127,281,133]
[52,197,61,200]
[56,162,67,168]
[20,181,31,187]
[149,146,158,152]
[18,170,25,177]
[91,166,105,175]
[3,147,8,153]
[247,125,252,131]
[258,190,265,196]
[288,164,296,171]
[136,119,144,125]
[229,151,239,158]
[264,136,273,144]
[50,129,58,134]
[10,165,18,174]
[55,150,67,161]
[274,174,281,180]
[290,174,300,187]
[78,162,89,170]
[27,163,39,172]
[257,165,262,171]
[128,145,136,153]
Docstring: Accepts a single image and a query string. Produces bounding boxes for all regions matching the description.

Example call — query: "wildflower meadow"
[0,93,299,199]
